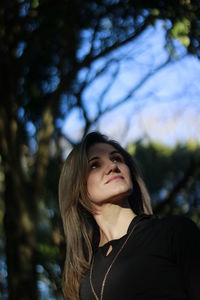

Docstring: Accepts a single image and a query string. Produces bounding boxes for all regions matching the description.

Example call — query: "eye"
[111,155,123,163]
[89,161,100,170]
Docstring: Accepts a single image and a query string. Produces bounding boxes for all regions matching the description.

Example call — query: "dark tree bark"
[0,72,37,299]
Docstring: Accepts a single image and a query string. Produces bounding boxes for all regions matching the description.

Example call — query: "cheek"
[86,174,95,195]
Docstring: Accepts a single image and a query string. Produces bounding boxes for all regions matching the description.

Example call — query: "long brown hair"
[58,132,152,299]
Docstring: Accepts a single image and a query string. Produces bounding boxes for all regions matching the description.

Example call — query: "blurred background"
[0,0,200,299]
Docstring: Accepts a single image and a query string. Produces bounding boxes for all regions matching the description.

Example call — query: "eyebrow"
[88,150,121,163]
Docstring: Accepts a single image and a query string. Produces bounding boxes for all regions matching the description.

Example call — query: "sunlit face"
[87,143,133,206]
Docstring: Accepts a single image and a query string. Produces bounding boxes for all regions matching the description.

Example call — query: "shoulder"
[158,214,199,231]
[155,214,200,244]
[139,214,200,240]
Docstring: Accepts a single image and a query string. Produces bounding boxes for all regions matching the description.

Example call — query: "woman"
[59,131,200,300]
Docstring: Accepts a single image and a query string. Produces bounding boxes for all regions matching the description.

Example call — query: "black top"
[80,214,200,300]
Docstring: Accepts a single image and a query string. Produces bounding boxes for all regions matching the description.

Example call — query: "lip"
[105,175,124,184]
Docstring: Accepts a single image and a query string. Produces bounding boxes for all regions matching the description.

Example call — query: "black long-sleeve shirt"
[80,214,200,300]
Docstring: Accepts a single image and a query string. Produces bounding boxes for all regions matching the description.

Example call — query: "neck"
[93,200,136,247]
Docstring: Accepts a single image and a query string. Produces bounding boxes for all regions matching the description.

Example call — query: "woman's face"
[87,143,133,206]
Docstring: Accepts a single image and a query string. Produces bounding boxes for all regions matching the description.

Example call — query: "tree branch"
[78,15,155,70]
[91,56,172,125]
[154,158,200,214]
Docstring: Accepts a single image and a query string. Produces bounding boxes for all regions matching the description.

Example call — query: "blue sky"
[63,21,200,147]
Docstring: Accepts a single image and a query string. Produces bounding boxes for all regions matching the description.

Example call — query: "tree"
[128,141,200,218]
[0,0,200,298]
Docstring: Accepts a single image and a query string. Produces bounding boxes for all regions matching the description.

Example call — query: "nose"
[105,161,120,175]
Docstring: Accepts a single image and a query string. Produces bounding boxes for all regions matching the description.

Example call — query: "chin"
[106,190,132,204]
[91,189,133,205]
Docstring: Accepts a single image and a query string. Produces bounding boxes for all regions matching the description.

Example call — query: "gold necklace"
[89,223,138,300]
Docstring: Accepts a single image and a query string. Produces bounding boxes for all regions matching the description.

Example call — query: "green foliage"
[128,140,200,219]
[171,18,190,47]
[31,0,39,9]
[165,17,191,52]
[152,0,200,57]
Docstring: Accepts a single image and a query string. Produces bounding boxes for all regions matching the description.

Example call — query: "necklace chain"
[89,223,138,300]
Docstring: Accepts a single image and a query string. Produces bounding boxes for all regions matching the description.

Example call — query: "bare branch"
[78,15,154,70]
[92,56,172,125]
[86,58,120,87]
[154,158,200,214]
[97,61,120,113]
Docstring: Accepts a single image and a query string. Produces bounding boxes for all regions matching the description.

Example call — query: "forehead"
[87,143,118,159]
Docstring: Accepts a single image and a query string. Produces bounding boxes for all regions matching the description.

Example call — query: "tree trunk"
[4,172,38,300]
[0,56,38,299]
